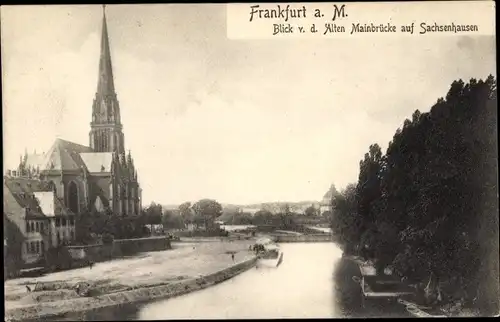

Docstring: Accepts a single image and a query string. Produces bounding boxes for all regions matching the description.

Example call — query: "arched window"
[68,181,79,213]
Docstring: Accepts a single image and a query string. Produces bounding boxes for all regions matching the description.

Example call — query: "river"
[46,242,410,320]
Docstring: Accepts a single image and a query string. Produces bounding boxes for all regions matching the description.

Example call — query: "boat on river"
[254,237,284,268]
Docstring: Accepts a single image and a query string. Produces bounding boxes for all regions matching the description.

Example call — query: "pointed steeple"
[127,150,133,164]
[90,4,125,154]
[97,4,115,97]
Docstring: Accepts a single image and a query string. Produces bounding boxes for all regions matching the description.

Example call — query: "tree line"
[74,198,226,243]
[330,76,498,315]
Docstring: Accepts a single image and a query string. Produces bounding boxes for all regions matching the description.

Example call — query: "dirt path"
[5,240,255,310]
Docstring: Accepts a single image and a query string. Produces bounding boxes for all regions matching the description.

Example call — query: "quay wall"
[273,234,332,243]
[66,236,172,263]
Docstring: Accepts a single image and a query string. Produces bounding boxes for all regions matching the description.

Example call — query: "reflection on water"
[138,243,341,320]
[44,243,410,320]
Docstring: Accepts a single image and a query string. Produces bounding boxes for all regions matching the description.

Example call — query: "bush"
[101,233,114,245]
[46,246,73,271]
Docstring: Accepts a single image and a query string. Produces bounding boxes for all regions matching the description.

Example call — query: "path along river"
[46,242,410,320]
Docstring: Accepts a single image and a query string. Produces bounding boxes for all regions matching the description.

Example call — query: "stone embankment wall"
[273,234,332,243]
[66,236,172,263]
[5,257,257,322]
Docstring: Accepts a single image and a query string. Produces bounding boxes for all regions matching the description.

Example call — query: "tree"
[330,183,358,253]
[162,210,185,230]
[253,210,274,226]
[227,212,253,225]
[179,202,194,226]
[305,205,317,217]
[144,202,163,225]
[280,203,291,215]
[336,76,498,313]
[192,199,223,231]
[75,208,94,244]
[4,216,25,276]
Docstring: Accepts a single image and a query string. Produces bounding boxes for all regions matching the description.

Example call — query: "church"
[11,7,142,217]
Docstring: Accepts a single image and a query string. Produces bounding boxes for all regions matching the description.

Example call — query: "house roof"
[3,176,73,219]
[33,191,55,217]
[80,152,113,173]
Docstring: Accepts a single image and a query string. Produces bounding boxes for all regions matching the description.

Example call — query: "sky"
[1,4,496,206]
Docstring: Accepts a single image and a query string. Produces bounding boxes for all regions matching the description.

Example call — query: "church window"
[30,222,35,232]
[35,222,40,232]
[26,222,30,232]
[62,217,67,226]
[68,181,79,213]
[56,218,60,227]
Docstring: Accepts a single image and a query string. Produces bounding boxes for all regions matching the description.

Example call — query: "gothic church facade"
[13,8,142,217]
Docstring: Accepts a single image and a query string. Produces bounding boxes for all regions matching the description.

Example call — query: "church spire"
[97,4,115,97]
[90,4,125,154]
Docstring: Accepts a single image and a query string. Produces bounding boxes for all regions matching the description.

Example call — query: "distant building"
[320,184,339,214]
[8,7,141,219]
[3,176,75,268]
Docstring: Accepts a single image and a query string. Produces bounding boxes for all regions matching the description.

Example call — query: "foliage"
[223,211,254,225]
[177,201,194,226]
[101,232,114,244]
[305,205,318,217]
[253,210,275,225]
[143,202,163,225]
[75,206,150,243]
[46,246,74,270]
[4,216,25,275]
[331,76,498,313]
[192,199,223,230]
[162,210,185,230]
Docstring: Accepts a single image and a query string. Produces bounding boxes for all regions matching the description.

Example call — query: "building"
[320,184,339,214]
[9,7,141,218]
[3,176,75,268]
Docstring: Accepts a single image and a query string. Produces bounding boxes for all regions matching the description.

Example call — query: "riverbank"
[273,234,332,243]
[341,254,481,318]
[5,240,257,322]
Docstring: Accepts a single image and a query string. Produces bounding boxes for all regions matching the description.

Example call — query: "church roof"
[37,138,92,171]
[80,152,114,173]
[20,138,127,175]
